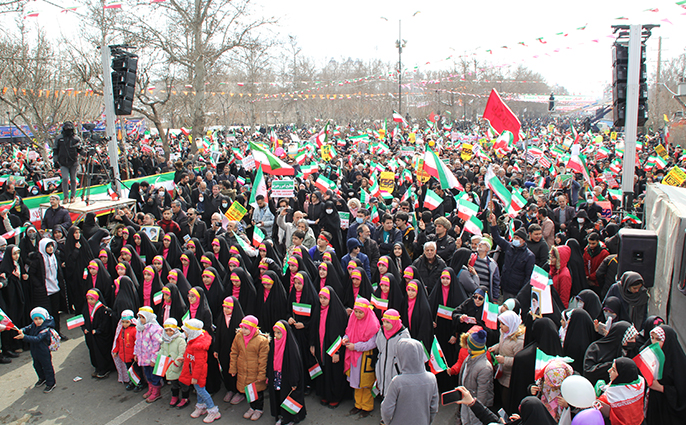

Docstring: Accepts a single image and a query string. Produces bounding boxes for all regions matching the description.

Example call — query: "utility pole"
[396,20,406,115]
[656,36,662,129]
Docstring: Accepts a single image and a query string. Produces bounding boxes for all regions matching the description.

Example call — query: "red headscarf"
[240,315,259,346]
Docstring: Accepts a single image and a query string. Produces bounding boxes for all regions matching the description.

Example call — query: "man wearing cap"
[488,214,535,300]
[41,194,72,232]
[341,238,371,279]
[473,238,500,299]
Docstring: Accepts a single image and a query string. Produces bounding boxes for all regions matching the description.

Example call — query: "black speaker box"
[617,229,658,288]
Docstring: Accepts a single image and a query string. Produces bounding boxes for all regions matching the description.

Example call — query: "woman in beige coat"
[229,315,270,421]
[488,310,524,411]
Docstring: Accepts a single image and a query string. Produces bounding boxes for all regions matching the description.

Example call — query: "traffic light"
[111,53,138,116]
[612,42,648,128]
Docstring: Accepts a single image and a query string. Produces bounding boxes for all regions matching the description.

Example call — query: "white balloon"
[560,375,595,408]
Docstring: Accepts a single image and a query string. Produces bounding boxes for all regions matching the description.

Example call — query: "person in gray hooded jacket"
[381,338,439,425]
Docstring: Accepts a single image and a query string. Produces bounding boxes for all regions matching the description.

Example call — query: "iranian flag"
[326,336,343,356]
[622,213,641,224]
[485,166,511,207]
[0,307,15,330]
[308,363,323,379]
[66,314,85,330]
[292,303,312,317]
[245,383,258,403]
[371,294,389,311]
[464,216,483,237]
[311,122,329,148]
[530,265,549,290]
[457,198,479,221]
[294,150,308,165]
[250,142,294,176]
[182,311,190,323]
[633,343,664,386]
[301,163,319,178]
[610,159,622,174]
[0,199,16,214]
[567,145,595,187]
[423,189,443,211]
[128,365,141,385]
[248,166,268,208]
[252,227,265,247]
[608,189,622,201]
[423,148,464,191]
[314,175,336,193]
[281,396,303,415]
[654,156,668,170]
[1,226,27,240]
[153,353,173,377]
[482,294,499,329]
[153,290,163,305]
[427,336,448,374]
[535,349,573,380]
[508,190,527,217]
[370,206,379,224]
[493,130,514,155]
[436,305,455,320]
[393,111,408,127]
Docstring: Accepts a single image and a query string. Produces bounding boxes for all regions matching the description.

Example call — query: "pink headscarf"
[382,309,403,339]
[272,321,287,372]
[318,287,331,354]
[406,281,418,329]
[240,315,259,347]
[344,298,380,372]
[188,288,201,318]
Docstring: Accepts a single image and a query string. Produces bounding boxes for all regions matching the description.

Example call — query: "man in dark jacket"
[434,217,456,264]
[488,214,535,300]
[374,214,402,257]
[552,194,576,232]
[582,232,610,296]
[412,241,446,293]
[357,224,380,277]
[52,121,82,203]
[526,223,549,271]
[41,195,72,232]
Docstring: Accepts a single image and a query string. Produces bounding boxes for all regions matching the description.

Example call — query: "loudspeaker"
[617,229,658,288]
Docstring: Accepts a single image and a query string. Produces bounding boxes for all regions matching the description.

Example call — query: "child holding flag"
[159,318,186,407]
[14,307,57,393]
[180,318,220,423]
[229,315,269,421]
[268,320,307,425]
[133,306,164,403]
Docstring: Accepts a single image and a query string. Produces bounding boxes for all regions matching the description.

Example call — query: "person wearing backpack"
[14,307,58,393]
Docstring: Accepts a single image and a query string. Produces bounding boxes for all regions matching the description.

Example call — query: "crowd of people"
[0,115,685,425]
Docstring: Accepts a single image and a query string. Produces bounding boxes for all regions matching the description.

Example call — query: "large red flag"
[482,89,521,142]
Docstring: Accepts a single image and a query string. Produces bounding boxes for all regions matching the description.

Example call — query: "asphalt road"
[0,317,457,425]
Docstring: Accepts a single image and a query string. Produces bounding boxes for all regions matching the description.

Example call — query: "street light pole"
[396,20,406,116]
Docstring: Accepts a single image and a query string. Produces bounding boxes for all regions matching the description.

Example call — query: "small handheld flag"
[280,395,303,414]
[128,365,141,386]
[152,353,173,377]
[66,314,85,330]
[245,382,258,403]
[633,343,664,386]
[292,303,312,317]
[308,363,323,379]
[326,336,343,357]
[153,291,163,305]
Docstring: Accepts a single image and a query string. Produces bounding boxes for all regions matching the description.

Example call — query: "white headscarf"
[498,310,521,340]
[39,238,58,279]
[136,307,158,331]
[182,318,204,340]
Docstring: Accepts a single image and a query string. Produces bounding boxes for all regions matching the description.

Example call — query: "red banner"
[482,89,521,142]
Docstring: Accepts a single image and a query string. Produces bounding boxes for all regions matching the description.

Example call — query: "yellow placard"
[409,133,416,143]
[320,145,332,162]
[461,143,473,161]
[655,144,668,160]
[610,132,617,140]
[415,158,431,183]
[224,201,247,222]
[662,167,686,187]
[379,171,395,193]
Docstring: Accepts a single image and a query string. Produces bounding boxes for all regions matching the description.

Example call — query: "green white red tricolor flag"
[250,142,294,176]
[308,363,323,379]
[633,343,664,386]
[422,148,464,191]
[66,314,85,329]
[248,166,267,208]
[153,353,173,376]
[535,349,573,380]
[436,305,455,320]
[457,198,479,221]
[464,216,483,237]
[252,227,265,247]
[314,175,336,193]
[281,396,303,414]
[245,383,258,403]
[292,302,312,317]
[153,290,163,305]
[326,336,343,356]
[1,226,27,240]
[482,293,499,329]
[427,336,448,374]
[423,189,443,211]
[128,365,141,385]
[530,265,549,290]
[485,166,511,207]
[0,307,15,330]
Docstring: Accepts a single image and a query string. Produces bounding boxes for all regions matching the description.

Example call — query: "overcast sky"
[14,0,686,98]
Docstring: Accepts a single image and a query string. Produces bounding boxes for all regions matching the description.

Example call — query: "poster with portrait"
[531,287,542,319]
[141,225,162,243]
